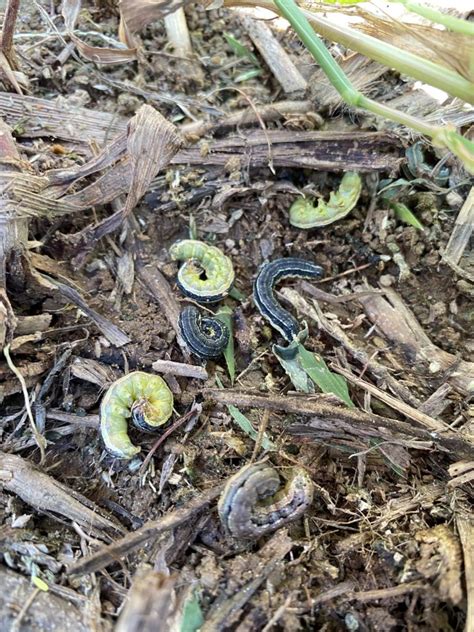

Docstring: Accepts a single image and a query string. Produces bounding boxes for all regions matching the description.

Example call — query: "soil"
[0,1,473,632]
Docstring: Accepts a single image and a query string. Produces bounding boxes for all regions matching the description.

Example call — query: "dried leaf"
[62,0,137,64]
[119,0,186,33]
[69,34,137,64]
[61,0,81,30]
[124,105,183,216]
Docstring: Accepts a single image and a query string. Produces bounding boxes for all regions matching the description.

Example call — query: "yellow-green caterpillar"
[289,172,362,229]
[100,371,173,459]
[169,239,235,303]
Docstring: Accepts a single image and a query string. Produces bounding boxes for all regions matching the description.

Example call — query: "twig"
[139,409,196,474]
[200,531,293,631]
[250,409,270,462]
[261,592,294,632]
[164,8,192,56]
[318,262,372,284]
[203,388,474,459]
[210,85,275,173]
[359,286,474,396]
[345,582,426,603]
[442,186,474,267]
[115,571,176,632]
[67,485,223,576]
[3,345,46,463]
[418,383,452,418]
[151,358,208,380]
[457,516,474,632]
[284,286,421,407]
[180,99,316,139]
[10,588,41,632]
[137,263,188,356]
[1,0,20,63]
[0,452,123,536]
[35,273,131,347]
[174,129,403,172]
[46,410,99,428]
[332,365,449,432]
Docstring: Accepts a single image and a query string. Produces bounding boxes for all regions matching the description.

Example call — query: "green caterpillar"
[169,239,234,303]
[100,372,173,459]
[289,172,362,229]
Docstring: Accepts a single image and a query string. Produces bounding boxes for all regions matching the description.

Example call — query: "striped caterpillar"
[178,305,229,360]
[253,258,323,341]
[218,462,314,539]
[289,172,362,229]
[100,372,173,459]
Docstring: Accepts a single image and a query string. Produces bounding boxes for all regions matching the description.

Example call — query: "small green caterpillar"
[169,239,235,303]
[289,172,362,229]
[100,371,174,459]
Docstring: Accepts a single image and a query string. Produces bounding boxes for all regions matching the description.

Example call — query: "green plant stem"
[239,0,474,104]
[303,9,474,103]
[390,0,474,36]
[274,0,435,137]
[298,8,474,104]
[271,0,474,173]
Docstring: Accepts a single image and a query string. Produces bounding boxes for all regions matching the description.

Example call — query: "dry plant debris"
[0,0,473,630]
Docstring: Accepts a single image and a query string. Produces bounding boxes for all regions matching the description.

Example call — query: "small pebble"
[446,191,463,209]
[380,274,394,287]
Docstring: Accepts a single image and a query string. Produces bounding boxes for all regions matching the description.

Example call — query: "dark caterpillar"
[253,258,323,341]
[178,305,229,360]
[218,462,314,539]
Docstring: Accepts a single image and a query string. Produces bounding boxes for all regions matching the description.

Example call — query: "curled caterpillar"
[218,462,314,539]
[253,258,323,341]
[289,172,362,228]
[169,239,235,303]
[100,371,174,459]
[405,142,450,186]
[178,305,229,360]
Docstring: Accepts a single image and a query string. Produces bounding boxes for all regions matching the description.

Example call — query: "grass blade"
[216,306,235,383]
[297,343,355,407]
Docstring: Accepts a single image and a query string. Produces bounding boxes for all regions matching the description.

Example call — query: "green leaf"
[188,215,197,240]
[297,344,355,407]
[228,286,245,302]
[235,68,263,83]
[377,178,412,199]
[32,576,49,592]
[179,588,204,632]
[215,306,235,384]
[224,32,260,66]
[273,340,314,393]
[390,202,424,231]
[227,405,276,452]
[215,376,276,451]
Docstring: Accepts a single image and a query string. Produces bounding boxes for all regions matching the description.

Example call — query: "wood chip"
[443,186,474,267]
[0,452,124,538]
[240,11,307,96]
